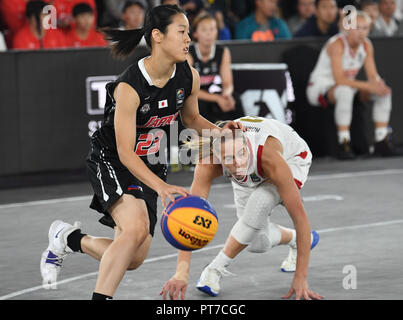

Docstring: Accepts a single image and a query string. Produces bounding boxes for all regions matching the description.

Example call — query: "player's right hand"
[157,182,190,208]
[368,80,391,96]
[160,276,188,300]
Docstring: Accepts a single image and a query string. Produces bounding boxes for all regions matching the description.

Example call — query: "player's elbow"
[181,113,198,129]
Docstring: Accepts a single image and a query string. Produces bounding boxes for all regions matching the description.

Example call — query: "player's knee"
[127,257,145,271]
[334,85,356,101]
[230,219,259,245]
[120,220,149,248]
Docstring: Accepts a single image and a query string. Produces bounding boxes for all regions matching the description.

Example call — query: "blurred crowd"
[1,0,403,51]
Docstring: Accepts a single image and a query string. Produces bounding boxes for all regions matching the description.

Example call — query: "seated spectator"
[211,9,231,40]
[187,13,244,122]
[101,0,147,28]
[395,0,403,20]
[162,0,204,26]
[200,8,232,40]
[180,0,204,14]
[51,0,97,29]
[306,11,400,159]
[65,3,106,47]
[121,0,146,30]
[0,0,30,42]
[235,0,291,41]
[0,30,7,51]
[361,0,380,35]
[209,0,252,36]
[287,0,316,34]
[294,0,339,38]
[372,0,403,36]
[161,0,180,5]
[13,0,66,50]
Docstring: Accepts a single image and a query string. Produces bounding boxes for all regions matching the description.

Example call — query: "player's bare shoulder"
[363,37,374,54]
[326,36,344,57]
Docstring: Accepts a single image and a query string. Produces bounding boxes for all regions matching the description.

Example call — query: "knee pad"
[334,85,357,100]
[247,222,282,253]
[373,94,392,123]
[241,183,281,230]
[230,219,258,245]
[334,85,357,126]
[230,183,281,245]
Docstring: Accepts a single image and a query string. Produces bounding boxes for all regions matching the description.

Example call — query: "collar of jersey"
[194,43,216,61]
[138,56,176,87]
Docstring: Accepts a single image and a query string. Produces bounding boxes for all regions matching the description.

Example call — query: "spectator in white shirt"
[394,0,403,21]
[373,0,403,36]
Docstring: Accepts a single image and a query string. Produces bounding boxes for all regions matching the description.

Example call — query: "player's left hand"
[282,276,324,300]
[160,276,188,300]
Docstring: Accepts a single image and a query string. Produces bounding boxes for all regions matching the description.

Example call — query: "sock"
[338,130,351,144]
[209,250,233,269]
[288,231,313,249]
[67,229,86,253]
[288,229,297,249]
[375,127,388,142]
[92,292,113,300]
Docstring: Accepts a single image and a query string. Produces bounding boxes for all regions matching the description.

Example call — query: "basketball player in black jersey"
[40,5,243,300]
[187,12,244,123]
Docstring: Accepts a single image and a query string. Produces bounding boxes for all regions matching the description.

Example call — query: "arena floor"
[1,156,402,300]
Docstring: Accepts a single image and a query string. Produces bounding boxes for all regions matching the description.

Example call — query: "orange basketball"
[161,196,218,251]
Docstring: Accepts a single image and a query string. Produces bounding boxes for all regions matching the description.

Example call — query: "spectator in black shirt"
[294,0,339,37]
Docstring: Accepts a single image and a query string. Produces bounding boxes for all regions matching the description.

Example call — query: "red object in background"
[51,0,97,26]
[12,24,66,49]
[0,0,31,35]
[64,27,106,48]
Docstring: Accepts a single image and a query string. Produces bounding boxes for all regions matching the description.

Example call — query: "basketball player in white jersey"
[160,116,323,300]
[307,11,398,159]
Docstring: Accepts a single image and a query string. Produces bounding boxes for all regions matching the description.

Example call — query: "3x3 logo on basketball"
[193,215,212,229]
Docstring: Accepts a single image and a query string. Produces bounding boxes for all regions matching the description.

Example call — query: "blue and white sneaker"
[196,266,235,297]
[280,230,319,273]
[40,220,81,289]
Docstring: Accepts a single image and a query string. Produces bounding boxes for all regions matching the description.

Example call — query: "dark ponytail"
[103,4,186,60]
[103,27,145,59]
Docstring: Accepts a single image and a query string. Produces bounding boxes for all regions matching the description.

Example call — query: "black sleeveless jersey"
[91,57,193,163]
[189,43,224,94]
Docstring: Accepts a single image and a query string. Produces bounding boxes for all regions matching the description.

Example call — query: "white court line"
[1,169,402,210]
[1,219,403,300]
[223,194,344,208]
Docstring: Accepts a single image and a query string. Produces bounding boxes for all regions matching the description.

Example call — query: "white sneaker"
[40,220,82,289]
[280,230,319,273]
[196,266,235,297]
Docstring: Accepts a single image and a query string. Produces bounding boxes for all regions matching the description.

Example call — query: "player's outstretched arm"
[160,161,222,300]
[261,138,323,300]
[160,250,191,300]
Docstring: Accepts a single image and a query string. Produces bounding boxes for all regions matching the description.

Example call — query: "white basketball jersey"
[222,116,311,188]
[309,33,368,89]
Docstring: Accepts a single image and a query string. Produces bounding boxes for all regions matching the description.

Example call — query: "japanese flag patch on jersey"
[158,99,168,109]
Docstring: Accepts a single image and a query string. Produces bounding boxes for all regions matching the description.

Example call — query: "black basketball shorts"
[85,142,167,237]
